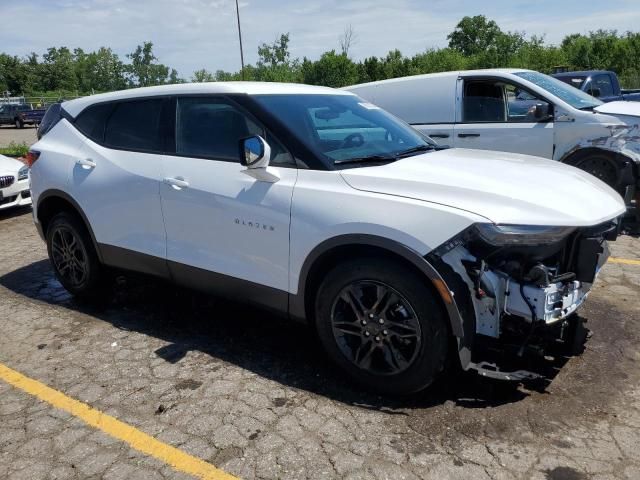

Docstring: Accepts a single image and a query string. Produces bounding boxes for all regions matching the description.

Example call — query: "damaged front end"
[428,220,619,381]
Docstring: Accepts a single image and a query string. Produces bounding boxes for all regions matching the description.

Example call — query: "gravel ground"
[0,125,38,148]
[0,206,639,480]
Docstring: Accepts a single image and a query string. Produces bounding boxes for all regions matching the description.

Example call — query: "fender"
[36,189,105,263]
[289,234,472,367]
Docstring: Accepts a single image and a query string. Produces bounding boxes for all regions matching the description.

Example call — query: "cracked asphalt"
[1,206,640,480]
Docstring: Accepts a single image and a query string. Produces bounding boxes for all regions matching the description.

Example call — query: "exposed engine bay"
[429,219,619,380]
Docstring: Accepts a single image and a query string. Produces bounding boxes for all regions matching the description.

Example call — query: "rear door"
[453,77,554,158]
[71,98,170,276]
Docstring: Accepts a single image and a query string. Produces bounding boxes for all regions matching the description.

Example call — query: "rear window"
[75,103,114,143]
[104,99,164,152]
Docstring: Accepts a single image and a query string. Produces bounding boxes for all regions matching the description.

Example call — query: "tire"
[14,118,24,129]
[46,212,104,299]
[314,257,449,395]
[574,154,620,192]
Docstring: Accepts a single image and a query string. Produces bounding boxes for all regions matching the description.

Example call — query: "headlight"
[474,224,575,246]
[17,165,29,181]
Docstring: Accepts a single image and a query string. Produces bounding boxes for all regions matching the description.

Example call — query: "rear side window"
[75,103,114,143]
[104,99,164,152]
[38,103,64,139]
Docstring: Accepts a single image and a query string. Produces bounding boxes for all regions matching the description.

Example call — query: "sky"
[2,0,640,79]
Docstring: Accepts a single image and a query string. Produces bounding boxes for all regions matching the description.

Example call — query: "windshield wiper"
[333,154,395,165]
[394,144,436,158]
[333,144,436,165]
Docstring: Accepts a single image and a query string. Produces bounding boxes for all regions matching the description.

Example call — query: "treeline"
[2,15,640,98]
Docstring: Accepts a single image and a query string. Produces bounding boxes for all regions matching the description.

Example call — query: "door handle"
[429,134,450,139]
[163,177,190,189]
[76,158,96,169]
[457,133,480,138]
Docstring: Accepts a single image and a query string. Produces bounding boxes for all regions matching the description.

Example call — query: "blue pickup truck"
[552,70,640,102]
[0,103,46,128]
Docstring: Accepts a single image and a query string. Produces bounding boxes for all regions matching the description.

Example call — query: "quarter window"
[104,99,164,152]
[75,103,114,143]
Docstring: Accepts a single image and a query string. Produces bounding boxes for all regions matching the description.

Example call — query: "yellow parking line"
[609,257,640,266]
[0,363,238,480]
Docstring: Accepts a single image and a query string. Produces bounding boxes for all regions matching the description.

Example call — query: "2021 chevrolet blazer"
[28,82,625,394]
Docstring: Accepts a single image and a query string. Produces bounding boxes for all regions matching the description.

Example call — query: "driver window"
[175,97,293,166]
[504,84,551,123]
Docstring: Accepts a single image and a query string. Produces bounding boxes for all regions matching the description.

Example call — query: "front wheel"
[46,212,104,299]
[574,154,620,191]
[314,258,449,394]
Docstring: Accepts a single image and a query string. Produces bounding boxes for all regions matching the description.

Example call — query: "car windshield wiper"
[394,144,436,158]
[334,144,436,165]
[333,154,396,165]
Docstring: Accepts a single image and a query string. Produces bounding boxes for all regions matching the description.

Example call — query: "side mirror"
[239,135,280,183]
[240,135,271,169]
[533,103,551,120]
[591,88,601,98]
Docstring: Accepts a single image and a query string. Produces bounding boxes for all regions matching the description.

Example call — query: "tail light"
[23,150,40,167]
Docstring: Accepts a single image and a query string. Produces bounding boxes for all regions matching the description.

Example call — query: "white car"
[346,69,640,208]
[28,82,624,393]
[0,153,31,211]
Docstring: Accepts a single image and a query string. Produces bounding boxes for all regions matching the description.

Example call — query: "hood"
[339,148,626,226]
[0,154,25,175]
[594,101,640,117]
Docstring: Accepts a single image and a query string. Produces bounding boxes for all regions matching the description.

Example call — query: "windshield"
[515,71,603,110]
[253,94,433,168]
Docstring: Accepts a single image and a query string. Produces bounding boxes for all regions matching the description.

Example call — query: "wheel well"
[37,195,93,242]
[303,244,447,324]
[561,147,637,191]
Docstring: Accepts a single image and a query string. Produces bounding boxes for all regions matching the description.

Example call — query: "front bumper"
[430,221,614,380]
[0,178,32,210]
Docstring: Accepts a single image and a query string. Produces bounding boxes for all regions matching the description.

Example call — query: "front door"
[159,96,297,306]
[454,78,554,159]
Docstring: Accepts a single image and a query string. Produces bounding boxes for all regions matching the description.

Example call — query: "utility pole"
[235,0,245,80]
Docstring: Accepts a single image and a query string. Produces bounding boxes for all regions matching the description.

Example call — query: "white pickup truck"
[346,69,640,209]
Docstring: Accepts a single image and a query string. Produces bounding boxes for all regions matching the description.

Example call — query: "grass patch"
[0,142,30,157]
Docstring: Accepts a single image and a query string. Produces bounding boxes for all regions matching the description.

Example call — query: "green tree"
[447,15,502,56]
[126,42,176,87]
[302,50,357,87]
[255,33,301,82]
[39,47,78,92]
[191,68,215,82]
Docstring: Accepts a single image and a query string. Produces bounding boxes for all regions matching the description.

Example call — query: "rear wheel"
[46,212,104,299]
[314,257,449,394]
[14,118,24,129]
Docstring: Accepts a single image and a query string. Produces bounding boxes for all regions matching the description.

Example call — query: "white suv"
[28,82,625,393]
[0,153,31,210]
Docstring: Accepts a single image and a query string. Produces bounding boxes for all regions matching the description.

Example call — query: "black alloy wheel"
[46,212,104,299]
[330,280,422,376]
[315,257,449,394]
[50,225,89,288]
